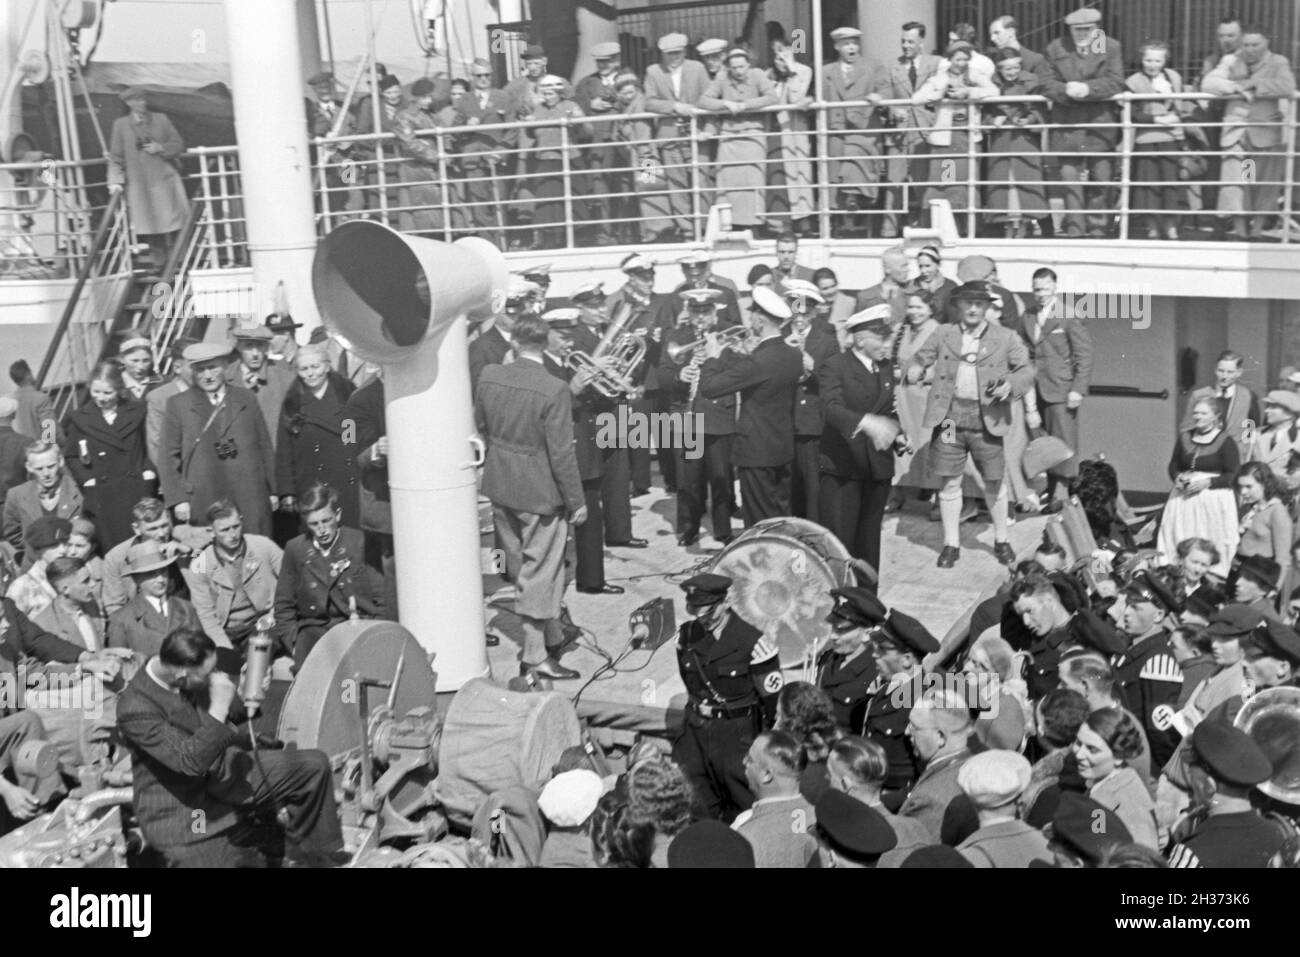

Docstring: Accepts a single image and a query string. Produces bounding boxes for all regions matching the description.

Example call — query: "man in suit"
[733,730,818,867]
[160,343,278,538]
[907,281,1035,568]
[475,313,586,681]
[898,688,975,842]
[988,16,1050,80]
[8,359,60,446]
[1181,350,1261,449]
[540,309,616,596]
[185,499,282,652]
[818,305,907,575]
[1040,8,1125,237]
[101,497,197,616]
[771,233,816,295]
[643,33,710,241]
[469,279,534,398]
[853,245,911,327]
[116,628,344,867]
[1201,26,1297,240]
[146,339,196,468]
[1022,267,1094,505]
[452,59,516,243]
[874,22,942,236]
[698,287,803,527]
[2,441,83,557]
[31,556,104,652]
[107,541,202,660]
[224,326,295,447]
[822,27,886,236]
[572,42,626,246]
[0,398,33,504]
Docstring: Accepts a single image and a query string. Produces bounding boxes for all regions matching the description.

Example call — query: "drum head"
[710,527,852,666]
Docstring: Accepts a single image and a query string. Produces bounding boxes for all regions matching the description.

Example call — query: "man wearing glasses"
[452,59,515,243]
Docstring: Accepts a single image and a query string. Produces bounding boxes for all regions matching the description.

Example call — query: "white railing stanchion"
[689,113,702,243]
[967,105,978,239]
[1282,97,1298,244]
[1118,97,1132,242]
[436,130,453,242]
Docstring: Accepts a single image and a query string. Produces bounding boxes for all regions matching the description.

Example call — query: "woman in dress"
[1073,707,1159,849]
[276,345,360,528]
[64,360,155,550]
[889,288,940,502]
[1125,41,1194,240]
[1157,396,1240,577]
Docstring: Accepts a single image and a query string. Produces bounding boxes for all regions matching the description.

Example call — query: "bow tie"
[245,374,267,392]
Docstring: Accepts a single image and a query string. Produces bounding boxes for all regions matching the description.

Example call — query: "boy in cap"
[671,572,782,821]
[643,33,710,242]
[907,280,1034,568]
[698,287,804,526]
[955,749,1053,867]
[117,336,159,400]
[821,27,887,236]
[817,305,906,573]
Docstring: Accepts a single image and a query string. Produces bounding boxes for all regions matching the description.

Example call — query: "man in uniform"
[817,586,883,733]
[671,572,782,822]
[452,58,515,244]
[540,308,616,596]
[698,286,803,527]
[1112,570,1183,769]
[224,326,295,448]
[861,607,939,809]
[817,303,905,574]
[643,33,710,242]
[518,264,552,312]
[822,27,886,237]
[392,78,445,237]
[784,279,836,525]
[673,249,740,330]
[661,289,735,548]
[469,278,535,397]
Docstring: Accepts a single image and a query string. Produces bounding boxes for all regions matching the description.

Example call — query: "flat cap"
[591,42,621,60]
[1123,570,1182,615]
[182,342,233,365]
[125,540,178,575]
[569,280,605,303]
[307,71,335,87]
[542,307,579,329]
[826,586,888,631]
[1264,390,1300,415]
[24,516,72,552]
[1236,554,1281,592]
[1244,617,1300,665]
[680,288,724,307]
[750,286,793,321]
[1205,603,1265,638]
[0,397,17,420]
[667,820,754,868]
[678,249,712,266]
[519,263,553,281]
[118,336,152,355]
[846,301,893,335]
[782,279,825,303]
[956,254,996,282]
[506,277,542,301]
[881,609,939,655]
[657,33,688,53]
[522,44,547,60]
[696,38,728,56]
[814,790,897,861]
[537,769,604,827]
[950,280,996,304]
[1191,719,1273,787]
[957,749,1032,809]
[1064,8,1102,26]
[680,572,732,605]
[118,86,147,102]
[620,253,656,274]
[830,27,863,42]
[411,78,436,96]
[264,313,302,331]
[1051,792,1131,864]
[232,325,273,342]
[900,845,974,868]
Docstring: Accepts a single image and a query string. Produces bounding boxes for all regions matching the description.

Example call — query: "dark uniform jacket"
[793,323,841,438]
[862,669,927,795]
[469,326,511,397]
[542,354,604,482]
[671,280,742,331]
[658,324,736,435]
[818,350,900,482]
[677,612,782,722]
[698,336,803,468]
[1025,623,1080,700]
[1168,811,1287,868]
[1112,628,1182,768]
[816,646,877,732]
[272,528,387,645]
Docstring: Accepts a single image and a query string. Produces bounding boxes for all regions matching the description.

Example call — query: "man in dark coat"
[818,304,906,577]
[469,280,533,396]
[106,541,203,661]
[64,390,154,552]
[817,587,884,732]
[160,343,277,537]
[224,326,295,448]
[785,280,840,525]
[697,287,803,527]
[275,346,359,529]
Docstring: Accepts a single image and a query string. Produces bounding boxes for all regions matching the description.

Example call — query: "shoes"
[959,501,980,523]
[883,492,904,514]
[1041,499,1064,515]
[632,488,652,498]
[610,538,648,548]
[993,541,1017,566]
[486,633,500,647]
[521,657,581,681]
[678,532,700,547]
[937,546,960,568]
[714,535,733,546]
[577,583,624,595]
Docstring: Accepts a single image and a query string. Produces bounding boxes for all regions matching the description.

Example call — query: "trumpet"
[665,325,754,363]
[566,298,646,398]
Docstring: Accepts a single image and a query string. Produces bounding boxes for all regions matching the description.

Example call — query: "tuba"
[1234,685,1300,805]
[566,297,646,398]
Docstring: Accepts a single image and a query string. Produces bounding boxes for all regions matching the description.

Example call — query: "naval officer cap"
[1064,7,1102,26]
[620,253,656,275]
[505,277,541,303]
[569,280,605,303]
[592,42,621,60]
[1190,719,1273,788]
[782,279,825,303]
[183,342,233,365]
[1243,617,1300,666]
[680,572,732,606]
[520,263,553,282]
[680,288,724,308]
[657,33,688,53]
[542,308,580,329]
[1122,570,1182,615]
[845,301,892,335]
[830,27,863,43]
[678,249,712,266]
[814,790,897,862]
[826,586,888,631]
[696,38,728,57]
[749,285,793,322]
[881,610,939,655]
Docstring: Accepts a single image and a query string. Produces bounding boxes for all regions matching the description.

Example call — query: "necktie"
[76,612,98,652]
[908,60,917,89]
[480,92,489,110]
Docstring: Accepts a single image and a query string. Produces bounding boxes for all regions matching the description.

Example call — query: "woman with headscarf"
[1157,396,1241,577]
[276,345,360,528]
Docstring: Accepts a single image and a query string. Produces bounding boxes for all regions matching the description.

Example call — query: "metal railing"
[177,89,1300,264]
[0,157,116,279]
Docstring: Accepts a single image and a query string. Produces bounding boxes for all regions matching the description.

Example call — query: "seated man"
[6,517,72,619]
[184,499,282,653]
[102,498,199,616]
[107,542,202,662]
[30,556,105,651]
[116,629,345,867]
[65,518,106,615]
[1,441,83,561]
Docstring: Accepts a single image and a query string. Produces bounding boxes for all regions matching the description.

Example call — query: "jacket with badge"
[862,668,927,794]
[1112,627,1182,768]
[273,527,387,645]
[676,610,782,722]
[184,533,283,646]
[1025,622,1079,700]
[816,645,877,732]
[658,322,736,435]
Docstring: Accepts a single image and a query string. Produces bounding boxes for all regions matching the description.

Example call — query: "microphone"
[241,631,272,714]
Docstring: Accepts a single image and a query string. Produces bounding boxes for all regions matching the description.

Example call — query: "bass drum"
[708,518,855,667]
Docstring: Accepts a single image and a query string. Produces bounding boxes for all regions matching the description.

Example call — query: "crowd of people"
[287,10,1296,249]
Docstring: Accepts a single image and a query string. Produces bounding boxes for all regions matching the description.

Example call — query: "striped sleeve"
[1167,843,1201,868]
[1139,653,1183,683]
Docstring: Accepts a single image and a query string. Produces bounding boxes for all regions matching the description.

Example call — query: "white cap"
[538,74,566,90]
[678,249,712,266]
[537,770,604,827]
[830,26,863,42]
[957,750,1032,809]
[506,277,541,301]
[750,285,793,321]
[782,279,825,304]
[697,38,728,56]
[657,33,688,53]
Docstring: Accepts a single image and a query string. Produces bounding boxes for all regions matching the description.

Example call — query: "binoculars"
[214,438,239,460]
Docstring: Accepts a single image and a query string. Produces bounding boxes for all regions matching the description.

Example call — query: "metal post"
[816,104,831,241]
[689,113,702,243]
[195,151,215,262]
[966,101,977,239]
[1281,96,1297,244]
[437,130,453,242]
[366,0,382,222]
[560,117,575,249]
[1117,97,1130,242]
